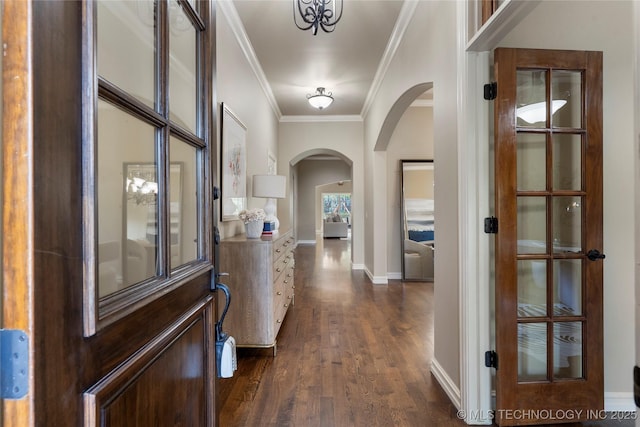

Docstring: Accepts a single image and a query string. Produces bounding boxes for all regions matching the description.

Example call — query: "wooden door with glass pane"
[493,48,603,426]
[1,1,218,425]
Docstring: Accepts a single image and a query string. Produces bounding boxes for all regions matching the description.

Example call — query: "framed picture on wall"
[268,149,277,175]
[220,103,247,221]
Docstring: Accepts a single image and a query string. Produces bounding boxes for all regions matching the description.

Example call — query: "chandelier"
[294,0,343,35]
[307,87,334,110]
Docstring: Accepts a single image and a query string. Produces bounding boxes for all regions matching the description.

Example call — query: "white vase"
[245,220,264,238]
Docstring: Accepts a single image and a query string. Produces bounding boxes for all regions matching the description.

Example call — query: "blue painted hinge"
[0,329,29,399]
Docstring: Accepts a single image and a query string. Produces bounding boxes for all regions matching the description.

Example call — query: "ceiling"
[226,0,411,119]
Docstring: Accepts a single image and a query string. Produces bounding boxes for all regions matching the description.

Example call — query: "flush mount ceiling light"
[307,87,334,110]
[516,100,567,124]
[294,0,343,35]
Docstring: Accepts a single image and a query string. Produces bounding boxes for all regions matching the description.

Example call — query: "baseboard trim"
[364,267,388,284]
[604,392,636,411]
[351,263,365,270]
[431,357,462,410]
[296,240,316,245]
[387,272,402,280]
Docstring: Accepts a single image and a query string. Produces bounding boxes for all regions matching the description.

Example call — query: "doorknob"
[587,249,606,261]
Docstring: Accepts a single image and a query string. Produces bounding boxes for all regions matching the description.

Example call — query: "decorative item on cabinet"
[219,230,295,356]
[238,208,266,239]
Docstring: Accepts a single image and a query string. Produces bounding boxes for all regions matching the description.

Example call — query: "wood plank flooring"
[218,238,635,427]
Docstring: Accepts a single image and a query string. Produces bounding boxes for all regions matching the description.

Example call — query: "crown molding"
[218,0,282,119]
[360,0,419,118]
[280,115,363,123]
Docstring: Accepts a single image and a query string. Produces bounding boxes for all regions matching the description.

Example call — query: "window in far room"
[323,192,351,224]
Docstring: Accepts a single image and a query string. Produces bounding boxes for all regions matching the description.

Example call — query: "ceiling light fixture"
[294,0,343,35]
[307,87,334,110]
[516,100,567,124]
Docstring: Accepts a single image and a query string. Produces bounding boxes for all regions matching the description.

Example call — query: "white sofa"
[403,239,434,280]
[323,220,349,238]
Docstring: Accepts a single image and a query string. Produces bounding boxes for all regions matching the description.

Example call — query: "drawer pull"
[287,273,292,277]
[277,291,282,295]
[284,280,288,284]
[276,248,281,253]
[277,319,282,323]
[276,267,281,272]
[288,296,292,299]
[283,260,288,264]
[284,303,289,308]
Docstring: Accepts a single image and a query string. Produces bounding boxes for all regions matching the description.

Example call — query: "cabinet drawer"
[273,281,287,330]
[272,232,292,259]
[273,252,293,278]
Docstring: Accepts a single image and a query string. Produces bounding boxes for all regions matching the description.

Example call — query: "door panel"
[84,297,213,426]
[0,1,218,425]
[494,48,603,426]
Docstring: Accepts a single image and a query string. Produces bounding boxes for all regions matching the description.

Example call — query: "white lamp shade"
[252,175,286,199]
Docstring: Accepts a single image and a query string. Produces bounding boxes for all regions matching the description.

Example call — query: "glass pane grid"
[551,70,583,129]
[513,63,591,385]
[516,69,547,128]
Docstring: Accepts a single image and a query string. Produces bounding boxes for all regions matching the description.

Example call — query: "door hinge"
[485,350,498,369]
[484,82,497,100]
[484,216,498,234]
[0,329,29,399]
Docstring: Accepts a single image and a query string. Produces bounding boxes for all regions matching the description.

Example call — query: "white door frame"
[456,1,543,424]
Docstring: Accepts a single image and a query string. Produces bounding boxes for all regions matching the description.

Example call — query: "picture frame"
[220,103,247,221]
[267,149,277,175]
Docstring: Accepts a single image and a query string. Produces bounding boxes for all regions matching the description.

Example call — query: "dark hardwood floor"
[218,238,635,427]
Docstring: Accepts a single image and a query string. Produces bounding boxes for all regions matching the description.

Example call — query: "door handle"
[587,249,606,261]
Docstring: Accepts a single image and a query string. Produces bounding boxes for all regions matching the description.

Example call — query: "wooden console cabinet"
[219,230,295,354]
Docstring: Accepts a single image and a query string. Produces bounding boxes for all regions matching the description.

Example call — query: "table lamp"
[252,174,286,231]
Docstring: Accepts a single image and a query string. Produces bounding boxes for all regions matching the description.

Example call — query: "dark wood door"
[2,1,219,425]
[493,48,603,426]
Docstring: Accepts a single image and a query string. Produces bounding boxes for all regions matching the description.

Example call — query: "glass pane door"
[515,68,585,383]
[493,48,603,425]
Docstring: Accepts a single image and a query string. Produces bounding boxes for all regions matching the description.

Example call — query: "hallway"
[219,238,462,426]
[218,238,635,427]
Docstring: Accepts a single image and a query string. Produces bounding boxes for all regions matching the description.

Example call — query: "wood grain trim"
[83,295,214,426]
[82,0,98,337]
[2,0,35,424]
[493,48,519,416]
[481,0,496,25]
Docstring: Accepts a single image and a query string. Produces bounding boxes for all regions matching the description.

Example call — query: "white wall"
[364,0,461,387]
[217,9,279,239]
[386,106,434,277]
[498,0,636,407]
[279,120,365,267]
